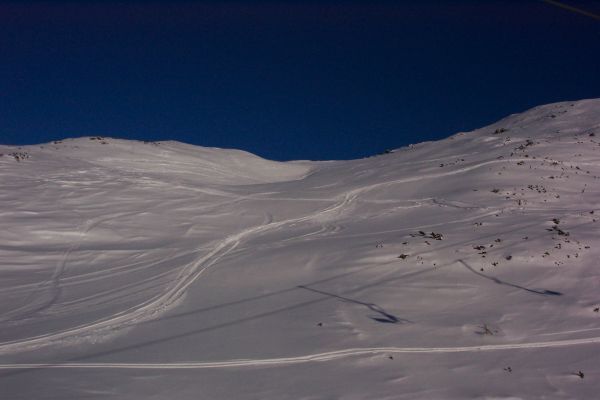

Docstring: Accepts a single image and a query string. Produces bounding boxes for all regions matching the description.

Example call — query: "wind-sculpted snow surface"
[1,99,599,399]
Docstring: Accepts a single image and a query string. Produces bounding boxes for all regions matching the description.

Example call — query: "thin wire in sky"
[541,0,600,21]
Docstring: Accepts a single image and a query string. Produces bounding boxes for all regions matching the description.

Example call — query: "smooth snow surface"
[1,99,599,399]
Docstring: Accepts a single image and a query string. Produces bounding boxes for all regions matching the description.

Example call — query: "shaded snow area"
[1,99,600,399]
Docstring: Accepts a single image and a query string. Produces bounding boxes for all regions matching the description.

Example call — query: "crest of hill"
[380,98,600,165]
[0,137,312,185]
[454,98,600,140]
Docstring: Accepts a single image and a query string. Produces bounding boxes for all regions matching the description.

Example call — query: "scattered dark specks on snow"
[9,152,30,162]
[414,231,444,240]
[547,225,569,236]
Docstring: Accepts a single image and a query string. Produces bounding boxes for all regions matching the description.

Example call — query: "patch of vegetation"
[9,152,30,162]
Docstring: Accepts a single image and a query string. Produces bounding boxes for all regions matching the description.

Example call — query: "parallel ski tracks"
[0,180,359,354]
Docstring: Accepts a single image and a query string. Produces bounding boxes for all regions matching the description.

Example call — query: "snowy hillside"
[1,99,599,399]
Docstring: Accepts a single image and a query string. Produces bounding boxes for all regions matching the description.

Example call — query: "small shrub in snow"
[478,323,497,336]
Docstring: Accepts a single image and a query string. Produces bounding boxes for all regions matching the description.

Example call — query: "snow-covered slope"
[1,99,599,399]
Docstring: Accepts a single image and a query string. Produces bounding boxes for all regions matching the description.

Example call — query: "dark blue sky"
[1,1,599,160]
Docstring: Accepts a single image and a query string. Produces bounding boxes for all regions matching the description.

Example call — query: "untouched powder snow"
[1,99,599,399]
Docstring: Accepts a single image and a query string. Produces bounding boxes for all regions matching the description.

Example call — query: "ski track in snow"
[0,156,592,355]
[1,336,600,370]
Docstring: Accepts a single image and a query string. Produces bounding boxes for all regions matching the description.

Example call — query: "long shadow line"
[138,260,390,326]
[297,285,410,324]
[458,259,562,296]
[0,267,437,378]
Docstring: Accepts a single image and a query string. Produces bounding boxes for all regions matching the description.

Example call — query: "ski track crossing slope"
[1,336,600,370]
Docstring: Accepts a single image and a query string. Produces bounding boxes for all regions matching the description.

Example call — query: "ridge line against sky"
[1,1,599,160]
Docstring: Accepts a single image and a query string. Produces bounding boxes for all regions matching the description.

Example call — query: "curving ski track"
[0,180,360,354]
